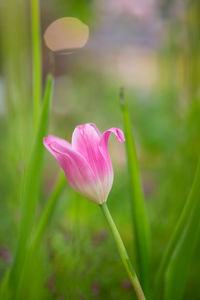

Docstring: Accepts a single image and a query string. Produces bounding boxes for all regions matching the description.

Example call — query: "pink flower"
[43,123,125,204]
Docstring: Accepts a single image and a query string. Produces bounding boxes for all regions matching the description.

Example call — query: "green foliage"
[120,94,150,297]
[155,158,200,299]
[164,160,200,300]
[1,0,200,299]
[8,75,53,293]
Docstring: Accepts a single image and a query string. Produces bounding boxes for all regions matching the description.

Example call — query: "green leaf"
[8,74,53,291]
[15,173,66,300]
[164,160,200,300]
[31,172,66,253]
[31,0,42,128]
[0,270,10,300]
[120,91,150,296]
[156,159,200,299]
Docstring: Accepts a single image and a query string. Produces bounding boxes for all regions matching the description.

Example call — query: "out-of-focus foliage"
[0,0,200,299]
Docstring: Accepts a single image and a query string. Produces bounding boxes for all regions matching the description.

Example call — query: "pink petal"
[43,135,72,158]
[72,124,125,203]
[99,128,125,168]
[44,135,100,203]
[44,125,125,204]
[71,124,115,202]
[72,123,101,158]
[72,123,108,180]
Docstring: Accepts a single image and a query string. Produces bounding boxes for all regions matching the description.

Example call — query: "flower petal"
[43,135,101,203]
[72,125,125,203]
[97,128,125,201]
[43,126,125,204]
[99,128,125,168]
[72,123,108,180]
[72,123,101,158]
[43,135,72,157]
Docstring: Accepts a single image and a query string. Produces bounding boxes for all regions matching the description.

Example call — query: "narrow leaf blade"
[9,74,53,290]
[120,94,150,296]
[164,161,200,300]
[156,159,200,298]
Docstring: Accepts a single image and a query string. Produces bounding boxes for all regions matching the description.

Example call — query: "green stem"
[31,0,42,128]
[100,203,146,300]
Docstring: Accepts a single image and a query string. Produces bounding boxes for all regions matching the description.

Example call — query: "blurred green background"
[0,0,200,299]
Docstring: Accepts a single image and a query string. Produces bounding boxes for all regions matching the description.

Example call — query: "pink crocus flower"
[43,123,125,204]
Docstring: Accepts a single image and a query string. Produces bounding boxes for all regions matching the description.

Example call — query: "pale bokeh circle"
[44,17,89,52]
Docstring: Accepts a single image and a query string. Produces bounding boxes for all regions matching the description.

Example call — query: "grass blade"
[16,172,66,299]
[120,89,150,296]
[155,158,200,299]
[8,75,53,293]
[31,0,42,128]
[31,172,66,253]
[163,160,200,300]
[0,270,10,300]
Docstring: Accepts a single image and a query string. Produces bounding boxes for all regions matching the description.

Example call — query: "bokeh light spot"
[44,17,89,52]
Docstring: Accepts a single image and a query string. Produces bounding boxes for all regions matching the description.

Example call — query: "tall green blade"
[16,173,66,299]
[8,75,53,292]
[155,158,200,299]
[0,270,10,300]
[31,0,42,128]
[31,172,66,253]
[120,90,150,296]
[164,160,200,300]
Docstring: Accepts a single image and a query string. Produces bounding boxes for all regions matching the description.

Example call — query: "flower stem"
[100,202,146,300]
